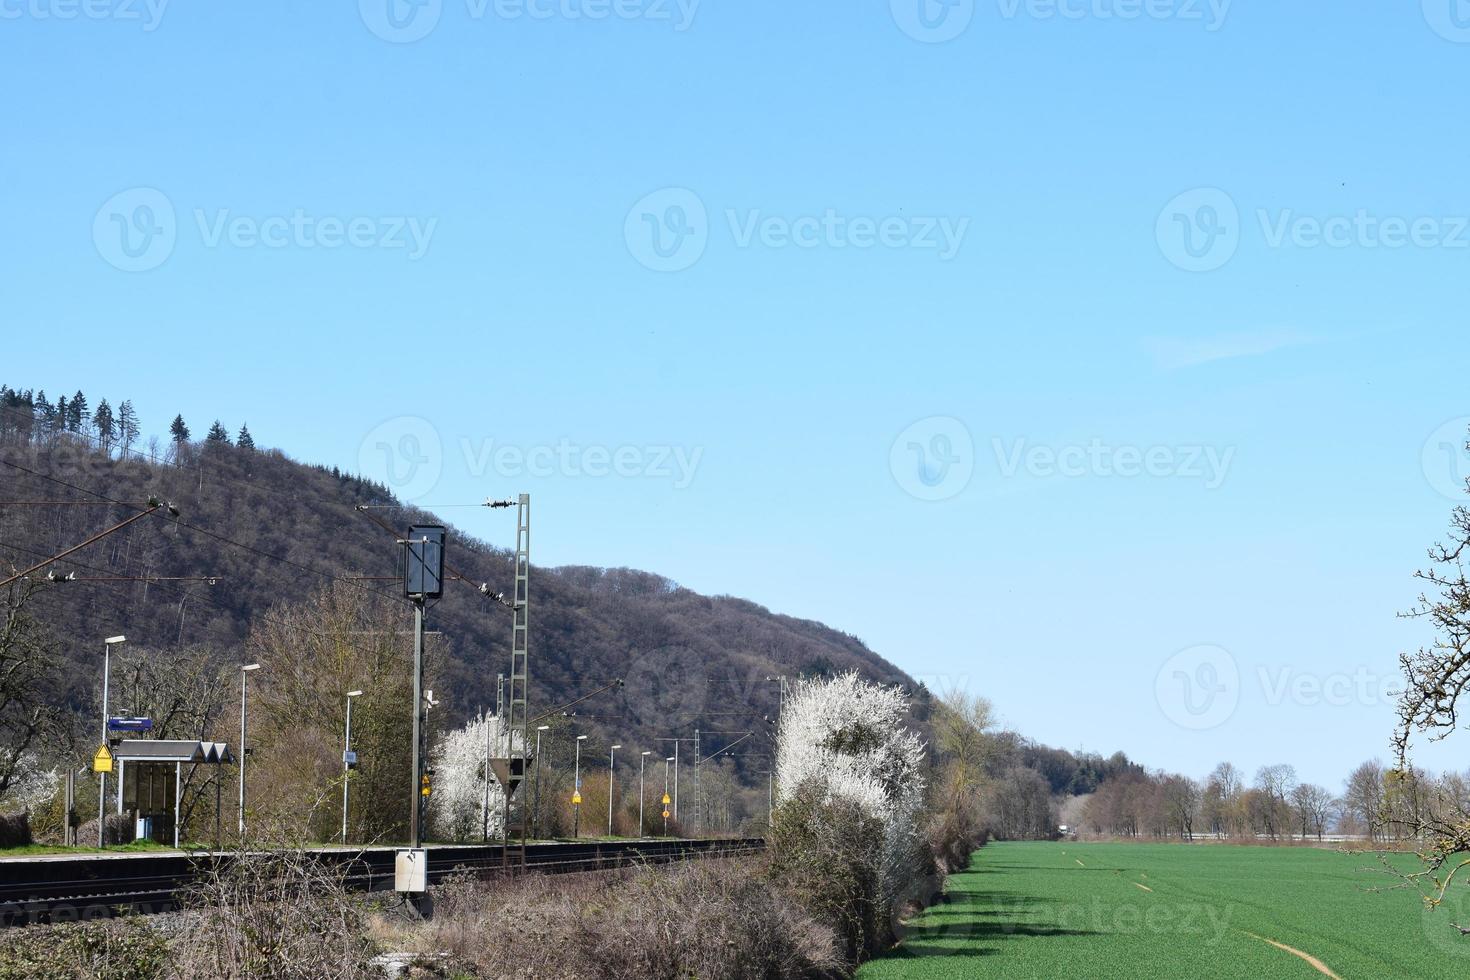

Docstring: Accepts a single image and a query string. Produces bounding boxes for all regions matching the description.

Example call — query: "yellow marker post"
[572,790,582,806]
[92,744,113,774]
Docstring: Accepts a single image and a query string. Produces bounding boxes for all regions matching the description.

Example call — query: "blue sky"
[4,1,1470,789]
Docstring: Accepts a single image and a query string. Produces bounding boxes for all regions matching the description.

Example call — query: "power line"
[0,456,400,606]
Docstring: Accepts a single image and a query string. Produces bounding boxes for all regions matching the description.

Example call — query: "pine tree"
[170,414,190,444]
[34,391,52,433]
[118,400,139,457]
[93,399,116,455]
[67,390,87,433]
[206,420,231,444]
[236,423,255,452]
[55,396,68,436]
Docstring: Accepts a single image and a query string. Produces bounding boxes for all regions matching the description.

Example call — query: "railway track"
[0,837,765,926]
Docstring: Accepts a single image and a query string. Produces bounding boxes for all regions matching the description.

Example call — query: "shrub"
[769,782,888,965]
[169,851,378,979]
[0,917,168,980]
[774,672,928,947]
[417,859,840,979]
[0,812,30,849]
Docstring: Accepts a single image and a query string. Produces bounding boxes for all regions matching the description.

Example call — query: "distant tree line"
[0,382,255,461]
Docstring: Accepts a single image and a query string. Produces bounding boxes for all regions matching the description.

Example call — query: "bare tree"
[0,577,62,804]
[1390,423,1470,933]
[1160,774,1201,840]
[1343,760,1385,841]
[1289,783,1334,840]
[1254,764,1297,839]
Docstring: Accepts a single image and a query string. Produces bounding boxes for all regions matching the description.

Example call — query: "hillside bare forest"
[0,390,922,821]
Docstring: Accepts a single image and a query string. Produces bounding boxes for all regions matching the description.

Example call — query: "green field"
[860,841,1470,979]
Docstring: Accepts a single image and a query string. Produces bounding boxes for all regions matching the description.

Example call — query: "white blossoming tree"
[429,711,523,841]
[775,671,927,932]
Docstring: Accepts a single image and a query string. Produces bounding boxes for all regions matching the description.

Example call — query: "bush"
[0,918,168,980]
[169,851,378,979]
[0,812,30,849]
[75,813,134,847]
[417,859,840,979]
[768,783,888,965]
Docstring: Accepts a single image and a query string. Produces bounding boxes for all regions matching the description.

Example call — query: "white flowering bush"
[774,672,927,943]
[430,712,522,841]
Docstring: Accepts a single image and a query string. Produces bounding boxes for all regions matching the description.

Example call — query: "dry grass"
[168,850,379,979]
[406,858,842,980]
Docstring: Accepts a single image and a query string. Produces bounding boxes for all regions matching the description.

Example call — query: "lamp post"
[341,689,364,844]
[533,725,549,839]
[607,744,621,837]
[238,663,260,837]
[99,635,125,847]
[422,690,439,840]
[639,751,651,837]
[572,734,587,838]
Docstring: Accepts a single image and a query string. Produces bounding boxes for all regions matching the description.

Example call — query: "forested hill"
[0,394,915,785]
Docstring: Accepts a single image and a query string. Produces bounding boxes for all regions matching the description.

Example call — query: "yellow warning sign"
[572,791,582,805]
[661,792,671,805]
[92,744,113,774]
[662,809,670,819]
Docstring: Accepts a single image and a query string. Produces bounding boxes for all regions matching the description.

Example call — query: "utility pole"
[573,734,587,838]
[342,689,363,843]
[607,743,621,836]
[533,725,549,839]
[504,494,531,864]
[482,707,493,842]
[421,690,439,840]
[238,662,260,838]
[653,736,697,831]
[100,635,125,847]
[410,598,425,847]
[639,751,651,837]
[403,524,445,852]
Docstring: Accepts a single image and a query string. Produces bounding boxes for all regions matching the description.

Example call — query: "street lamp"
[238,663,260,837]
[639,751,651,837]
[99,635,125,847]
[422,690,439,840]
[607,744,621,837]
[533,724,550,839]
[341,689,364,844]
[572,734,587,838]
